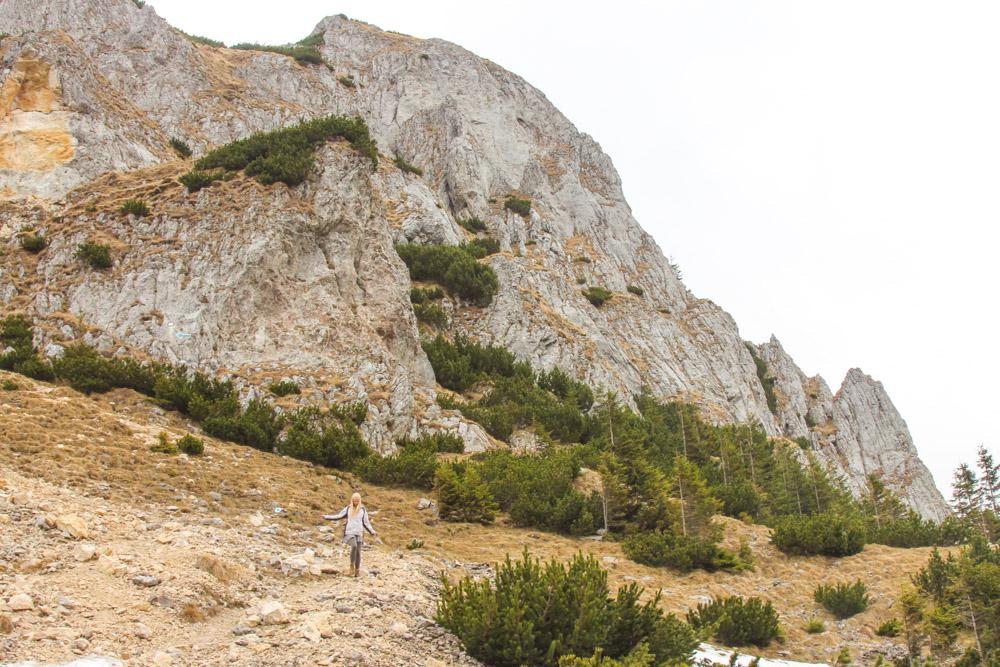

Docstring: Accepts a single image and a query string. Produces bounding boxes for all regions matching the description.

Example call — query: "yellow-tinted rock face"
[0,55,75,171]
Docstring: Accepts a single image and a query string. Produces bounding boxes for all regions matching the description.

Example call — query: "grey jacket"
[325,505,376,542]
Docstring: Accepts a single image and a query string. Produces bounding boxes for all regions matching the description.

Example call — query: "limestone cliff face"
[0,0,948,517]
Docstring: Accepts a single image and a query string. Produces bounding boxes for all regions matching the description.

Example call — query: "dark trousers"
[347,535,362,569]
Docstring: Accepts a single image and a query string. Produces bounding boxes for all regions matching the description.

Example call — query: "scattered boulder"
[259,599,290,625]
[134,622,153,639]
[74,543,98,562]
[416,498,433,510]
[55,514,89,539]
[8,593,34,611]
[132,574,161,587]
[0,614,13,633]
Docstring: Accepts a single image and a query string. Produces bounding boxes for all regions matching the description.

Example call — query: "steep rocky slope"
[0,0,948,518]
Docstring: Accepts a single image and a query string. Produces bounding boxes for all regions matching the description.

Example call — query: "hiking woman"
[324,492,376,576]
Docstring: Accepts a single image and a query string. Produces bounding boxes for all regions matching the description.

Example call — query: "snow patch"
[695,644,830,667]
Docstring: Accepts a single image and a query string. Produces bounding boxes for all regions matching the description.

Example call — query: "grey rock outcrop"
[0,0,948,516]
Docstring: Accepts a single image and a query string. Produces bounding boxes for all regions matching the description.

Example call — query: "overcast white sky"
[151,0,1000,499]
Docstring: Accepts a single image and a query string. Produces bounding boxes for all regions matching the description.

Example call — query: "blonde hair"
[349,492,362,518]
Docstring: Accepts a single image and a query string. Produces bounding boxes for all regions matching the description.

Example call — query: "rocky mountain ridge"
[0,0,949,519]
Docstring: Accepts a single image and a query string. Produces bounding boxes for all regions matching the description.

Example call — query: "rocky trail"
[0,465,479,666]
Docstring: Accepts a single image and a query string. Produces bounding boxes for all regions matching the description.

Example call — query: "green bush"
[504,195,532,218]
[179,170,222,193]
[121,199,149,217]
[770,512,867,556]
[458,217,487,233]
[437,550,697,667]
[461,237,501,258]
[298,33,324,47]
[176,434,205,456]
[268,380,300,396]
[875,619,902,637]
[397,432,464,453]
[337,75,356,88]
[151,432,177,454]
[558,646,655,667]
[410,286,445,303]
[0,317,56,381]
[583,286,613,307]
[622,530,739,573]
[231,43,323,65]
[814,581,869,619]
[746,343,778,415]
[278,406,369,467]
[1,379,18,391]
[686,595,781,647]
[179,31,225,48]
[75,242,113,269]
[414,302,448,328]
[435,463,498,524]
[169,137,192,158]
[20,234,46,253]
[195,114,378,187]
[395,244,499,306]
[355,440,439,490]
[406,539,425,550]
[52,345,158,394]
[805,618,825,633]
[393,155,423,175]
[626,285,643,296]
[475,448,601,536]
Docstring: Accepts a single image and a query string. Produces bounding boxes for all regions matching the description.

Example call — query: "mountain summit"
[0,0,948,519]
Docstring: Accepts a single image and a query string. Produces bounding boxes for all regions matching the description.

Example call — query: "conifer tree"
[952,463,986,536]
[976,445,999,515]
[670,455,720,538]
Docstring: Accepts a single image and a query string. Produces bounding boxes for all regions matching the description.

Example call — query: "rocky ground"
[0,370,941,665]
[0,465,480,666]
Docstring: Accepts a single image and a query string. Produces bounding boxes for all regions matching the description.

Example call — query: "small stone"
[208,492,223,502]
[601,556,618,566]
[8,593,34,611]
[135,622,152,639]
[55,514,89,539]
[416,498,432,510]
[152,651,174,666]
[0,614,13,634]
[72,637,89,653]
[335,604,353,614]
[232,624,255,636]
[132,574,161,587]
[74,543,97,562]
[259,599,290,625]
[390,621,408,635]
[59,597,77,609]
[249,513,264,527]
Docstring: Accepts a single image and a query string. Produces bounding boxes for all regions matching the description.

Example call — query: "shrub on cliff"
[231,43,323,65]
[504,195,532,218]
[75,241,113,269]
[179,170,222,193]
[169,137,193,158]
[20,234,46,253]
[395,244,498,306]
[583,286,613,307]
[121,199,149,217]
[195,114,378,187]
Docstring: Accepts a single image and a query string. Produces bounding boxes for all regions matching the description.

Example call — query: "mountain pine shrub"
[231,43,323,65]
[179,170,222,192]
[583,286,613,307]
[337,75,356,88]
[458,217,487,233]
[621,530,739,573]
[814,580,870,619]
[413,302,448,328]
[437,550,697,666]
[176,434,205,456]
[355,439,439,490]
[876,619,902,637]
[268,380,300,396]
[75,241,113,269]
[395,244,498,306]
[626,285,644,296]
[121,199,149,217]
[20,234,46,253]
[397,432,464,454]
[393,155,423,175]
[195,114,378,186]
[435,463,497,524]
[805,618,826,633]
[179,31,225,48]
[770,511,866,556]
[278,406,369,468]
[410,286,445,303]
[461,237,501,258]
[504,195,532,218]
[169,137,192,158]
[686,595,781,647]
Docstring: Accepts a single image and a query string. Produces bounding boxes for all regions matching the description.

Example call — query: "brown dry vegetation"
[0,370,939,663]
